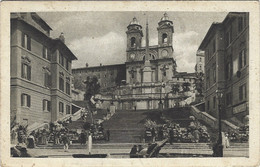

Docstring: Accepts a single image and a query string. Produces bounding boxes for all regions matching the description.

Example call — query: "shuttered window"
[43,99,51,112]
[21,94,31,107]
[21,63,31,80]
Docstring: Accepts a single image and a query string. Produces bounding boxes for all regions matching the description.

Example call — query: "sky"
[38,12,227,73]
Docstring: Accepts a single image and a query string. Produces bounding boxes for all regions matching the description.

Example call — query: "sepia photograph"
[9,10,250,158]
[1,1,259,167]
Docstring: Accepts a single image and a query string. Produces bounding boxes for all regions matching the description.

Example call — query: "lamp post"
[215,89,223,157]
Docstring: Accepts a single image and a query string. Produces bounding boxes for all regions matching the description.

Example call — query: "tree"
[84,75,100,101]
[73,76,85,91]
[182,82,191,92]
[171,83,180,94]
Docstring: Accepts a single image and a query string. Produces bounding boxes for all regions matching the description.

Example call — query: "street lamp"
[215,89,223,157]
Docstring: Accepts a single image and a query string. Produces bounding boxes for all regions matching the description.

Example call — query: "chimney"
[59,32,65,43]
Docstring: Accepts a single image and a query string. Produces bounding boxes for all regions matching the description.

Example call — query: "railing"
[190,105,239,131]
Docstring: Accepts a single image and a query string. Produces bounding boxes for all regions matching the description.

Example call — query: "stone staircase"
[102,110,149,143]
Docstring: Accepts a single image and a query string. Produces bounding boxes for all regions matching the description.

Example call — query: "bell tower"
[126,17,143,51]
[157,13,174,59]
[157,13,174,47]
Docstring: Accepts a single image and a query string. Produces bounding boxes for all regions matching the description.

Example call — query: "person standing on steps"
[62,132,70,152]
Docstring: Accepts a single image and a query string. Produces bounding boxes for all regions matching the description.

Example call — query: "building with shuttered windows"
[199,12,249,125]
[10,13,77,127]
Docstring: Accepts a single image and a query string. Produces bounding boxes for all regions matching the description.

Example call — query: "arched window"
[162,33,168,43]
[131,37,136,47]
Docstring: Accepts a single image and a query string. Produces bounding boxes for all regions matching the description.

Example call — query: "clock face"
[130,53,135,60]
[161,49,168,57]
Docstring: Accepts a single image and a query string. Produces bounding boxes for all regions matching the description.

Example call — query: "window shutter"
[47,50,51,61]
[28,66,31,80]
[43,100,45,111]
[21,33,25,47]
[48,74,51,88]
[21,94,24,106]
[44,73,48,87]
[46,101,48,111]
[27,95,31,107]
[21,64,24,78]
[27,36,31,51]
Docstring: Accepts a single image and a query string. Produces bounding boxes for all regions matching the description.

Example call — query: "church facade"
[72,13,193,110]
[125,14,176,84]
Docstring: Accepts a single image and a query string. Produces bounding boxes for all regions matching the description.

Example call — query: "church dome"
[129,17,140,26]
[160,12,170,21]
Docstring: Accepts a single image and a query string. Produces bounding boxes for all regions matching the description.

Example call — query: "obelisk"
[142,19,153,83]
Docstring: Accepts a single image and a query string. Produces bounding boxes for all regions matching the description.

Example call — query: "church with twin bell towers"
[117,13,179,110]
[125,13,176,84]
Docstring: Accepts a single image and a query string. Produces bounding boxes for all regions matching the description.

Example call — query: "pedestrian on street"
[62,133,70,152]
[88,133,92,155]
[106,129,110,141]
[151,128,156,142]
[80,130,86,145]
[225,133,230,148]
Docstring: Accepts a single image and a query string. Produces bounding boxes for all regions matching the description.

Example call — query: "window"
[226,29,232,46]
[207,100,210,110]
[59,52,64,66]
[239,49,246,69]
[226,92,232,106]
[162,33,168,43]
[238,16,244,33]
[65,58,69,71]
[66,81,70,95]
[21,63,31,80]
[226,61,233,80]
[59,102,64,113]
[59,76,64,91]
[42,46,51,61]
[200,57,202,62]
[177,78,179,81]
[239,84,247,101]
[21,94,31,107]
[206,69,210,88]
[130,37,136,47]
[64,57,67,69]
[42,99,51,112]
[213,96,216,109]
[21,33,31,51]
[213,39,216,53]
[213,64,216,83]
[66,105,71,114]
[44,72,51,88]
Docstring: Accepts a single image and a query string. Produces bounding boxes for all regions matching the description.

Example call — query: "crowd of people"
[144,117,211,144]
